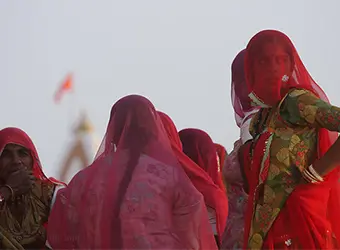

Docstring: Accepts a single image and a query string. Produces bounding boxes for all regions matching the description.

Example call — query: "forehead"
[258,42,289,57]
[3,143,28,151]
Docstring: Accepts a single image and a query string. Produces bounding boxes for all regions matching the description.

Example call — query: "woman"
[221,49,259,250]
[0,127,65,249]
[158,111,228,247]
[48,95,217,249]
[241,30,340,249]
[179,128,227,244]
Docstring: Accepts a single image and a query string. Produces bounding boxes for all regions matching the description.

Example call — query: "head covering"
[232,50,257,125]
[157,111,183,150]
[214,143,227,171]
[244,29,340,244]
[245,30,329,107]
[158,112,228,242]
[179,129,225,190]
[0,127,64,185]
[231,49,259,143]
[48,96,216,249]
[245,29,338,159]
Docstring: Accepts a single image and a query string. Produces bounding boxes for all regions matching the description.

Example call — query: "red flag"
[54,74,73,103]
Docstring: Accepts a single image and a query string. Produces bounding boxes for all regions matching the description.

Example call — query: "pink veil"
[47,95,216,249]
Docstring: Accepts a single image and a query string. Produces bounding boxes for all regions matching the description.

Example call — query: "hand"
[299,175,308,185]
[0,186,11,200]
[311,160,325,177]
[0,165,22,183]
[5,169,35,197]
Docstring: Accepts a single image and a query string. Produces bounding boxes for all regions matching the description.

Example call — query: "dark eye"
[18,149,30,157]
[277,55,289,64]
[0,150,10,158]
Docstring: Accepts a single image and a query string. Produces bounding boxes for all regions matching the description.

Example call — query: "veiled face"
[251,42,293,105]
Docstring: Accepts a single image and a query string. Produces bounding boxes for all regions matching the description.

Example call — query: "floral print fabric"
[221,140,248,249]
[247,89,340,249]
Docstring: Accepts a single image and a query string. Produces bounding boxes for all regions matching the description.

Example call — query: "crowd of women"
[0,29,339,249]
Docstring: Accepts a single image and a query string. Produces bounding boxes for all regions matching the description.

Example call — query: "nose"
[268,58,280,73]
[12,153,22,165]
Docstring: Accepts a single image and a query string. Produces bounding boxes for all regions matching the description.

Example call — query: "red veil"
[158,112,228,243]
[231,49,259,128]
[0,127,64,185]
[48,95,217,249]
[243,30,340,248]
[179,129,226,190]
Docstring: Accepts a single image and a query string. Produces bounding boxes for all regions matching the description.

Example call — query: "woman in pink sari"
[47,95,217,249]
[178,128,227,246]
[221,49,259,250]
[158,111,227,247]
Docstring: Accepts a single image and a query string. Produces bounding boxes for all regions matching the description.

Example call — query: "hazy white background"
[1,0,339,178]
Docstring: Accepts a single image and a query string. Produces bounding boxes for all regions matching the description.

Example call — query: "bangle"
[0,193,5,203]
[302,169,318,183]
[308,165,324,182]
[302,165,324,184]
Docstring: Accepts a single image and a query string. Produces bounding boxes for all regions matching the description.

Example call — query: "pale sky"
[1,0,339,178]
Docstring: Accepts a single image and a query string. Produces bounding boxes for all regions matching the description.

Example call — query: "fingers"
[25,171,36,186]
[6,167,26,177]
[0,167,19,178]
[9,169,21,176]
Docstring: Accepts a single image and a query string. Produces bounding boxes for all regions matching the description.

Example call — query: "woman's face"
[0,144,33,171]
[251,42,292,106]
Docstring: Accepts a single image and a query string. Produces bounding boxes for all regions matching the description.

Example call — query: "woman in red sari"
[0,127,65,249]
[221,49,259,250]
[48,95,217,249]
[241,30,340,249]
[158,111,227,247]
[178,128,228,244]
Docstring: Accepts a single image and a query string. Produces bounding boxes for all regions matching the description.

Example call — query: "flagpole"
[68,74,78,134]
[53,73,76,134]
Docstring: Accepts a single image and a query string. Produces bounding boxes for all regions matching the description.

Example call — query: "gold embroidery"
[301,105,318,124]
[275,127,294,140]
[276,148,290,166]
[289,89,307,97]
[249,233,263,249]
[267,164,280,180]
[272,208,280,219]
[0,181,55,248]
[264,185,275,204]
[289,134,301,151]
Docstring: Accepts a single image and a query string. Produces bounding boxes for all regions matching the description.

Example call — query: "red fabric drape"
[158,112,228,243]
